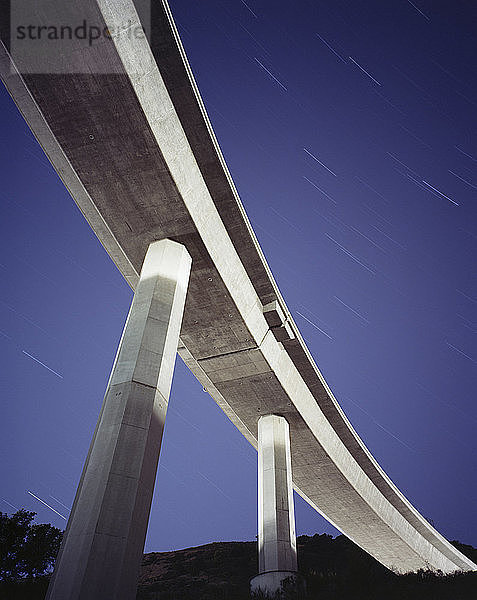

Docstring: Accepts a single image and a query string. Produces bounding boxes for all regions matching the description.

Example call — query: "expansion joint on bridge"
[263,300,295,343]
[196,345,259,363]
[194,299,295,364]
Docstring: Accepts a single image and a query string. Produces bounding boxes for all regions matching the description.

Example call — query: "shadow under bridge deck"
[1,0,475,575]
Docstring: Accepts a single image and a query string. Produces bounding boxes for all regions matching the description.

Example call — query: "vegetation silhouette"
[0,509,62,599]
[137,534,477,599]
[1,510,476,599]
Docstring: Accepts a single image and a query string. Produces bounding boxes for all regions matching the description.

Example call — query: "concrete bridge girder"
[0,0,475,580]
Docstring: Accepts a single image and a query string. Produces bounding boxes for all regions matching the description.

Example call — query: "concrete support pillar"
[250,414,299,597]
[46,239,191,600]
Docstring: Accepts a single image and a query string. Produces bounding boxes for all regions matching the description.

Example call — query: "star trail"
[1,0,476,552]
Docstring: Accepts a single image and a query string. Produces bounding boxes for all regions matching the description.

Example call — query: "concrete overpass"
[1,0,475,593]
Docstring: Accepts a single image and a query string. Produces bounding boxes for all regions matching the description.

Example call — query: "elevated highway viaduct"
[1,0,475,590]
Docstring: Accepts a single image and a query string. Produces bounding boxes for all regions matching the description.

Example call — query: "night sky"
[1,0,476,553]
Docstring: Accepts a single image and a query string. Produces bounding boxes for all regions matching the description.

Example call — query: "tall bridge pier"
[1,0,475,597]
[46,240,191,600]
[251,415,300,597]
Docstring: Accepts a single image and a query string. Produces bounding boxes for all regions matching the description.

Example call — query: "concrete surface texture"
[1,0,476,577]
[257,415,297,575]
[250,571,300,599]
[250,414,297,597]
[46,239,192,600]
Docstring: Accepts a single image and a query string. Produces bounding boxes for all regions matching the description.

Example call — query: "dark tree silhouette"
[1,511,476,599]
[0,510,62,581]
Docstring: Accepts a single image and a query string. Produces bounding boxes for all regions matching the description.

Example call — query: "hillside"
[136,534,477,599]
[2,529,476,599]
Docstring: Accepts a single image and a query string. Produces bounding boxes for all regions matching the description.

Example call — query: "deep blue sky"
[1,0,476,552]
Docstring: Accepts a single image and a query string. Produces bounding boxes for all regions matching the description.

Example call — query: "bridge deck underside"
[1,0,474,574]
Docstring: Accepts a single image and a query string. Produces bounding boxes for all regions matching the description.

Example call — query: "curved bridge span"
[1,0,475,576]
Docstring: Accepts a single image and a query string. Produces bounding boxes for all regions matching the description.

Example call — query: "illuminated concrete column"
[47,239,191,600]
[251,414,298,597]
